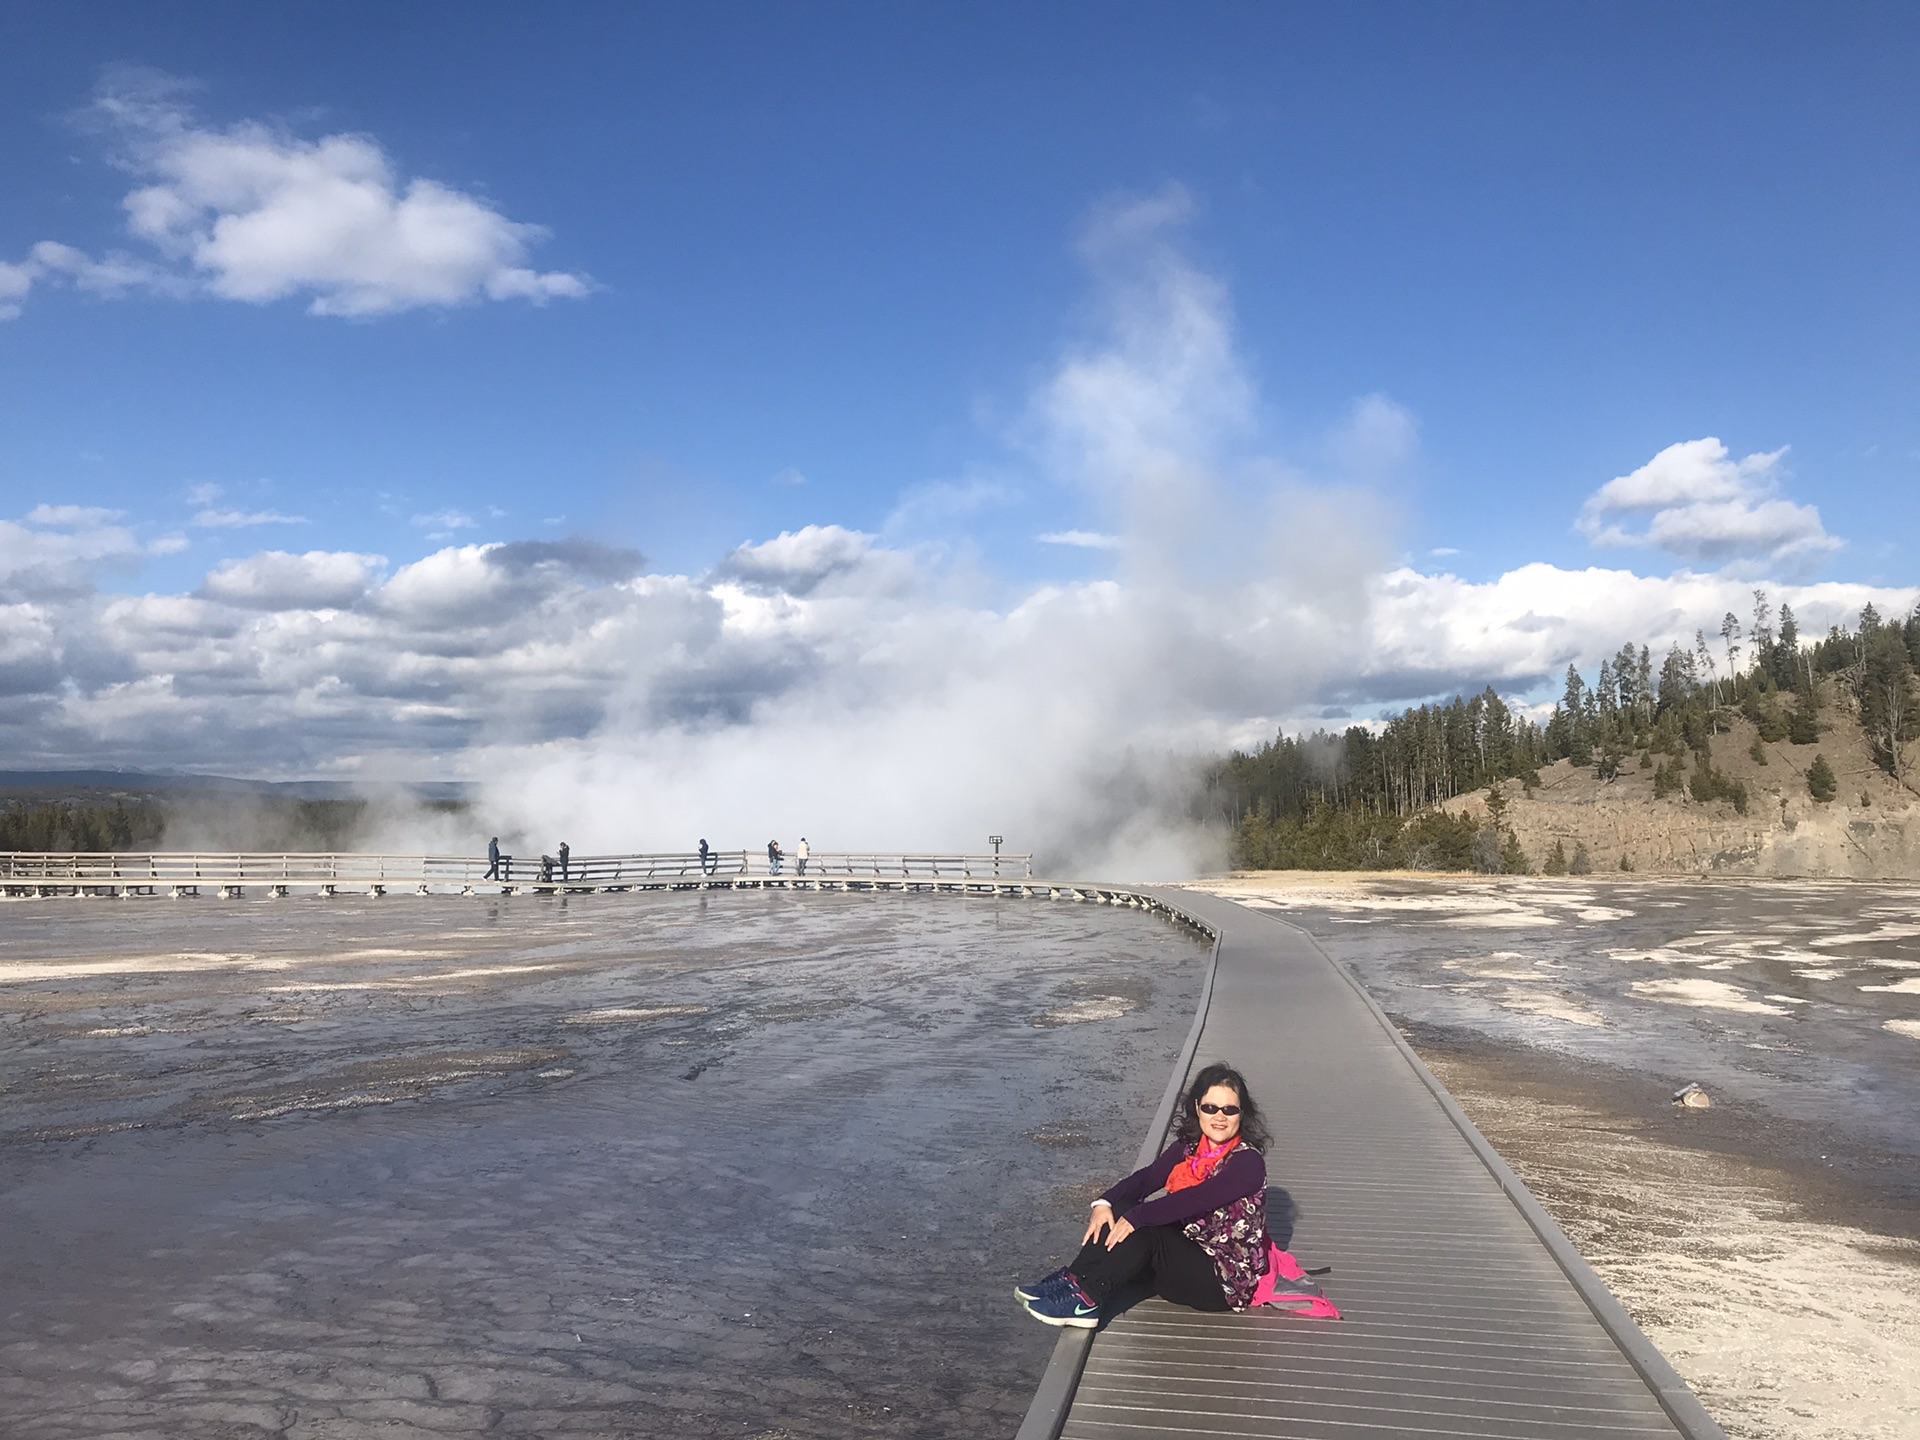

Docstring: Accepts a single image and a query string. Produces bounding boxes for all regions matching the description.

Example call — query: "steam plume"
[477,190,1389,877]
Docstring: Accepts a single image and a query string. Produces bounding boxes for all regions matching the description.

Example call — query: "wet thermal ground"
[1199,875,1920,1168]
[0,891,1206,1439]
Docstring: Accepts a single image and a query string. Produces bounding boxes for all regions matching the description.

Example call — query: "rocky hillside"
[1444,701,1920,878]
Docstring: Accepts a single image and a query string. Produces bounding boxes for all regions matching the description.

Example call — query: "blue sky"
[7,3,1916,584]
[1,4,1917,848]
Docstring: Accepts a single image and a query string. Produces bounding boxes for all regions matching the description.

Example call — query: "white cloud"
[27,504,127,527]
[883,477,1011,537]
[1578,438,1840,569]
[712,525,907,598]
[0,242,182,319]
[1328,394,1419,480]
[411,509,478,533]
[3,69,589,321]
[197,550,385,609]
[1038,530,1122,550]
[0,260,33,320]
[25,240,178,297]
[1359,562,1912,706]
[194,508,308,528]
[1,508,145,599]
[772,467,808,488]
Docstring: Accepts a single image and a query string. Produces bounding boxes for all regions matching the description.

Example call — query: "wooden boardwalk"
[1023,887,1724,1440]
[0,847,1032,896]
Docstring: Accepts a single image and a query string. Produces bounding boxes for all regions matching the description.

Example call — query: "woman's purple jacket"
[1100,1141,1271,1308]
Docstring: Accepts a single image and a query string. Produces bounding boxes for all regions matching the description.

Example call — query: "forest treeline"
[1208,593,1920,871]
[0,796,454,853]
[0,799,167,852]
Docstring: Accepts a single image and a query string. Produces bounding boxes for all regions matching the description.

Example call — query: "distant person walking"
[796,836,810,875]
[698,838,713,875]
[485,837,501,881]
[767,839,783,875]
[557,841,571,883]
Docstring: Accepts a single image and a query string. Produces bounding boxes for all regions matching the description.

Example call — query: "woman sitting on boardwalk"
[1018,1062,1270,1328]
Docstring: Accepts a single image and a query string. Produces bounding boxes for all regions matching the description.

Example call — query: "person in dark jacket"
[557,841,570,882]
[1018,1062,1270,1326]
[485,837,501,880]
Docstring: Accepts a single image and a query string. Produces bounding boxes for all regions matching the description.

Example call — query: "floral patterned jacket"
[1181,1183,1270,1309]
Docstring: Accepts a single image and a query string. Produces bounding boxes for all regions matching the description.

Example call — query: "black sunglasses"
[1197,1102,1241,1116]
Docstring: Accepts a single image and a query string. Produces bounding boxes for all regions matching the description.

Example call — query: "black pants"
[1070,1223,1229,1312]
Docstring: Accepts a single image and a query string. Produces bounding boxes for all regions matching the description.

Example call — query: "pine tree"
[1788,692,1820,745]
[1544,702,1569,761]
[1470,825,1504,874]
[1807,753,1837,802]
[1543,839,1569,875]
[1751,589,1775,659]
[1500,829,1531,874]
[1652,759,1675,798]
[1858,625,1917,779]
[1657,645,1694,712]
[1595,729,1625,780]
[1569,841,1592,875]
[1562,666,1592,766]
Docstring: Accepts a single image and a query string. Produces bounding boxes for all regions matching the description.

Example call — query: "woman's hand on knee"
[1103,1216,1135,1250]
[1083,1202,1114,1246]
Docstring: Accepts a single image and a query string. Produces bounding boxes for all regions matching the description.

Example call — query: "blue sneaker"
[1025,1276,1101,1328]
[1014,1268,1070,1305]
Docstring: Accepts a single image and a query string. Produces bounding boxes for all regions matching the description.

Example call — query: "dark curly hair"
[1171,1061,1270,1152]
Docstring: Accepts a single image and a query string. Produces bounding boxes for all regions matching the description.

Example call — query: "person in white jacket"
[796,837,810,875]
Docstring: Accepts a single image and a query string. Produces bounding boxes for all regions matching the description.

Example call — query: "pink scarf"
[1166,1135,1240,1194]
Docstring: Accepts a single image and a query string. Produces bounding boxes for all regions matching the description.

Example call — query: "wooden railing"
[0,848,1034,891]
